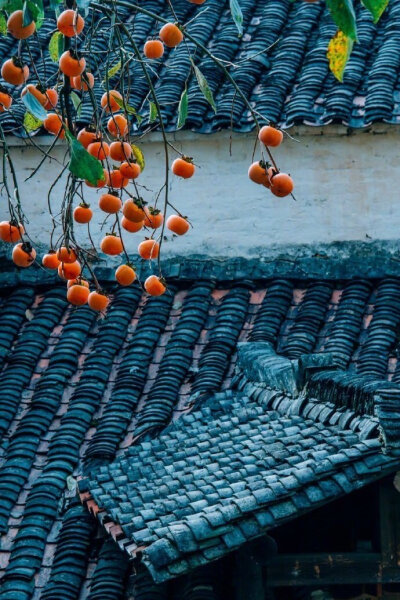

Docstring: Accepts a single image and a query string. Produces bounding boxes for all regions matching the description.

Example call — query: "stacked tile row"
[190,285,250,396]
[283,281,333,358]
[324,280,373,367]
[357,278,400,378]
[134,282,213,438]
[0,304,96,535]
[283,3,332,127]
[244,0,325,128]
[249,279,293,343]
[364,0,400,124]
[156,0,225,129]
[84,286,176,466]
[0,288,35,371]
[186,0,261,130]
[86,539,129,600]
[0,288,67,438]
[322,4,377,125]
[40,499,97,600]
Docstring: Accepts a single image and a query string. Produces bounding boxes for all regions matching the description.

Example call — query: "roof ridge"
[2,240,400,285]
[238,377,380,440]
[235,341,400,453]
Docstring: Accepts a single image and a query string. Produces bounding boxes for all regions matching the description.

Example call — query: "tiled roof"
[1,272,400,597]
[1,0,400,134]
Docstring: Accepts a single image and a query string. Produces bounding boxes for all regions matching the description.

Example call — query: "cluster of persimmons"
[248,126,293,196]
[0,0,292,311]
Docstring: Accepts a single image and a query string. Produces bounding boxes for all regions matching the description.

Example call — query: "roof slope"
[1,271,400,597]
[1,0,400,134]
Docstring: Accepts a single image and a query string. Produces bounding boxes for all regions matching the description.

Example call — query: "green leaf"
[177,86,188,129]
[21,91,47,120]
[327,30,354,82]
[70,90,82,117]
[65,131,105,185]
[113,95,143,124]
[22,0,33,26]
[32,0,44,27]
[229,0,243,37]
[49,0,62,9]
[23,110,42,132]
[326,0,358,41]
[49,31,63,63]
[193,64,217,113]
[0,12,6,34]
[148,101,157,123]
[131,144,145,172]
[24,0,44,28]
[360,0,389,23]
[102,60,121,83]
[0,0,22,9]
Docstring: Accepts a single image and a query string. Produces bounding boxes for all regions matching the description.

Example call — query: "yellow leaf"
[130,144,145,172]
[49,31,63,63]
[327,30,354,82]
[102,60,121,85]
[23,111,43,132]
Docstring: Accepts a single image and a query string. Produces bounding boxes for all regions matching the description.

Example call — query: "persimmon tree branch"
[0,0,292,305]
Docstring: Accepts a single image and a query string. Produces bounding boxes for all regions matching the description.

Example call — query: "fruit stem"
[60,38,74,133]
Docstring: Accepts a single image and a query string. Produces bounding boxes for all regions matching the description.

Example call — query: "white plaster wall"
[2,125,400,258]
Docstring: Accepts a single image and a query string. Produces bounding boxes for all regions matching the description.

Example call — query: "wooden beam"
[264,552,400,586]
[234,546,265,600]
[379,478,400,568]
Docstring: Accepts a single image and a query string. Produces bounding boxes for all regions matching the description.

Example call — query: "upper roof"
[2,254,400,597]
[1,0,400,135]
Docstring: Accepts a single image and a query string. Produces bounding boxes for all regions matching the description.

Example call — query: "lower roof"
[80,366,397,582]
[1,264,400,597]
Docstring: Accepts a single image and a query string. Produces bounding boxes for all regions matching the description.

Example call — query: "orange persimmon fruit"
[144,275,166,296]
[166,214,189,235]
[115,264,136,286]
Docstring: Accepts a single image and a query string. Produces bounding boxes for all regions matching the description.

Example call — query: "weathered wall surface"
[2,126,399,259]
